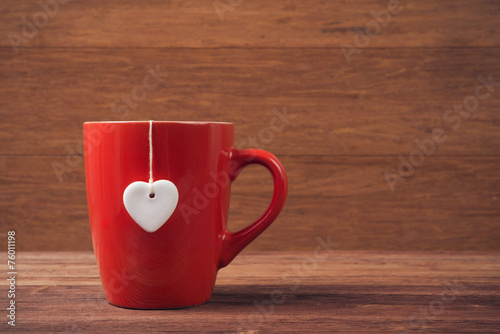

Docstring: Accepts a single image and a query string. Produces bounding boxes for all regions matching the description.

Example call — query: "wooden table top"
[3,251,500,333]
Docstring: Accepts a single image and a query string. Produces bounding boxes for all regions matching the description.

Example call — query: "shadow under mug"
[84,121,288,309]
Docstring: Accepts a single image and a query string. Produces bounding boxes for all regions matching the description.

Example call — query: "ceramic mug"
[84,121,287,309]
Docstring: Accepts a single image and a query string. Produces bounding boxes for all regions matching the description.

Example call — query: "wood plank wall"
[0,0,499,251]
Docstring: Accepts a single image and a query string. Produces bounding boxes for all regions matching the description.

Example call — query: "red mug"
[84,121,287,309]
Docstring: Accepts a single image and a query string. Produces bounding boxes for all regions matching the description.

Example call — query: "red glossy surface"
[83,121,287,309]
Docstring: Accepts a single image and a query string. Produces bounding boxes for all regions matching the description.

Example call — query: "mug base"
[106,299,210,310]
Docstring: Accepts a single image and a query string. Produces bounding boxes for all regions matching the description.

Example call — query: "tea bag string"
[149,120,154,195]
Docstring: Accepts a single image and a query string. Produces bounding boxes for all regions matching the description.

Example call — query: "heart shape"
[123,180,179,233]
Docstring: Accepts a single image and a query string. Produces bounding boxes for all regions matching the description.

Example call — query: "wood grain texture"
[0,0,499,251]
[0,48,499,156]
[1,155,499,252]
[0,0,499,48]
[0,251,498,333]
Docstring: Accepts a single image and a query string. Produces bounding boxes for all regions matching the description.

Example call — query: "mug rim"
[84,121,233,125]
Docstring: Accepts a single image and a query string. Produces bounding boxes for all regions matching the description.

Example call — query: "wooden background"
[0,0,499,251]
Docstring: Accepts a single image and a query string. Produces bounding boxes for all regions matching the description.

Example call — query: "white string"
[148,120,154,195]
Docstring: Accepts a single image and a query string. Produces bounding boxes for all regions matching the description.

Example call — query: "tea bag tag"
[123,121,179,232]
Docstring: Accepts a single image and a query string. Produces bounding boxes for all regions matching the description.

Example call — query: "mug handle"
[218,148,288,269]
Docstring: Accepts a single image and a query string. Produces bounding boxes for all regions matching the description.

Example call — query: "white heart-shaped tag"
[123,180,179,233]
